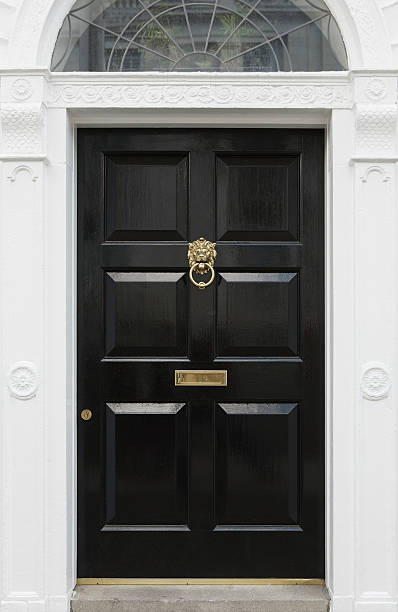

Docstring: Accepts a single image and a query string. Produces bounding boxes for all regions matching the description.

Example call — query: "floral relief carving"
[7,361,38,400]
[365,78,387,101]
[11,78,34,101]
[0,104,44,154]
[361,363,391,400]
[47,83,351,108]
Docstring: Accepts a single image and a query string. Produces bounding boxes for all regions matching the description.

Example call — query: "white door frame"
[0,2,398,611]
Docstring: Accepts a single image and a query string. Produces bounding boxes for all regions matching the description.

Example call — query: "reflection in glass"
[52,0,348,71]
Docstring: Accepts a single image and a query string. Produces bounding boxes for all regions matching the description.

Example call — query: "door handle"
[187,237,217,290]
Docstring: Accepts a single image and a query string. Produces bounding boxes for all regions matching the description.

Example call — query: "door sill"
[72,584,329,612]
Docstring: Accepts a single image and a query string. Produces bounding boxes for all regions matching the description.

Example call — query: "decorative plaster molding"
[0,104,44,155]
[355,104,397,155]
[7,164,39,182]
[10,77,34,101]
[360,165,391,182]
[7,361,38,400]
[354,75,397,105]
[47,81,352,109]
[0,154,47,162]
[365,77,387,101]
[361,362,391,400]
[351,156,398,163]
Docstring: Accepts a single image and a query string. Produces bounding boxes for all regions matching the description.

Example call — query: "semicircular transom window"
[52,0,348,71]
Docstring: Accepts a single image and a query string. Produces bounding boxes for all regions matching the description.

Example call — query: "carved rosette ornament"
[365,78,387,101]
[7,361,38,400]
[11,78,33,101]
[361,363,391,400]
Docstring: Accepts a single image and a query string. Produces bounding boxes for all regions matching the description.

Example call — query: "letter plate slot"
[175,370,227,386]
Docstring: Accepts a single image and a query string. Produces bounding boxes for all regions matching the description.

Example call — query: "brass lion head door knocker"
[188,237,217,290]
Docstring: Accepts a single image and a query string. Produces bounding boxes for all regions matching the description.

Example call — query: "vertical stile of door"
[77,135,105,551]
[188,143,216,362]
[300,132,325,570]
[187,139,217,530]
[188,401,215,531]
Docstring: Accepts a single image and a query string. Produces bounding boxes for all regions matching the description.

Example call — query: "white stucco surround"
[1,0,398,610]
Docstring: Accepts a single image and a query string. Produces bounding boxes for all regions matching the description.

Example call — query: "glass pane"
[51,0,348,71]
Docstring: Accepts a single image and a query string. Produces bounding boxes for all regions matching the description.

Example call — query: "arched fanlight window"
[52,0,347,71]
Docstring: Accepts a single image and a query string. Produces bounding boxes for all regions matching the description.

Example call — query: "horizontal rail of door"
[99,362,303,399]
[101,244,303,269]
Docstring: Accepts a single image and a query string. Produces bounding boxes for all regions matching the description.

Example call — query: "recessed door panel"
[104,272,188,357]
[105,153,188,241]
[216,155,299,241]
[104,403,188,528]
[215,403,299,527]
[216,272,299,357]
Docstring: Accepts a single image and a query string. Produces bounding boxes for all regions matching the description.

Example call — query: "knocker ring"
[189,261,215,290]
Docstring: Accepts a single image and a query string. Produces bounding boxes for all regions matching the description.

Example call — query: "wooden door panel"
[216,155,299,241]
[78,128,324,578]
[104,403,188,529]
[104,272,188,357]
[215,403,299,527]
[105,153,188,241]
[216,272,299,357]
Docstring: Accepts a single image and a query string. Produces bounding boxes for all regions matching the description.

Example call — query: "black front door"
[78,128,324,579]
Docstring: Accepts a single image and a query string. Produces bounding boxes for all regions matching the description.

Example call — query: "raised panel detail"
[216,272,299,357]
[215,403,299,528]
[105,153,188,241]
[104,403,188,529]
[104,272,188,357]
[216,155,299,241]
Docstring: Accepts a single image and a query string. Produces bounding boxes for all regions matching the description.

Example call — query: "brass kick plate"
[175,370,227,387]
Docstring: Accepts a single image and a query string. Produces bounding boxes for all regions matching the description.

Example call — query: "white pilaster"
[349,74,398,612]
[0,74,72,612]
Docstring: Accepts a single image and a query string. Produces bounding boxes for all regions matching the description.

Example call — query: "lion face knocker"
[188,237,216,273]
[187,237,217,290]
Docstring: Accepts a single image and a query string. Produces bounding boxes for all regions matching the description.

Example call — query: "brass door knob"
[187,237,217,290]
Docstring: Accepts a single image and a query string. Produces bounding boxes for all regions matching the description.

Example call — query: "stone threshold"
[71,584,329,611]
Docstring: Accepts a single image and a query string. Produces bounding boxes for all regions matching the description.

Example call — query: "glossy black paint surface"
[77,128,325,578]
